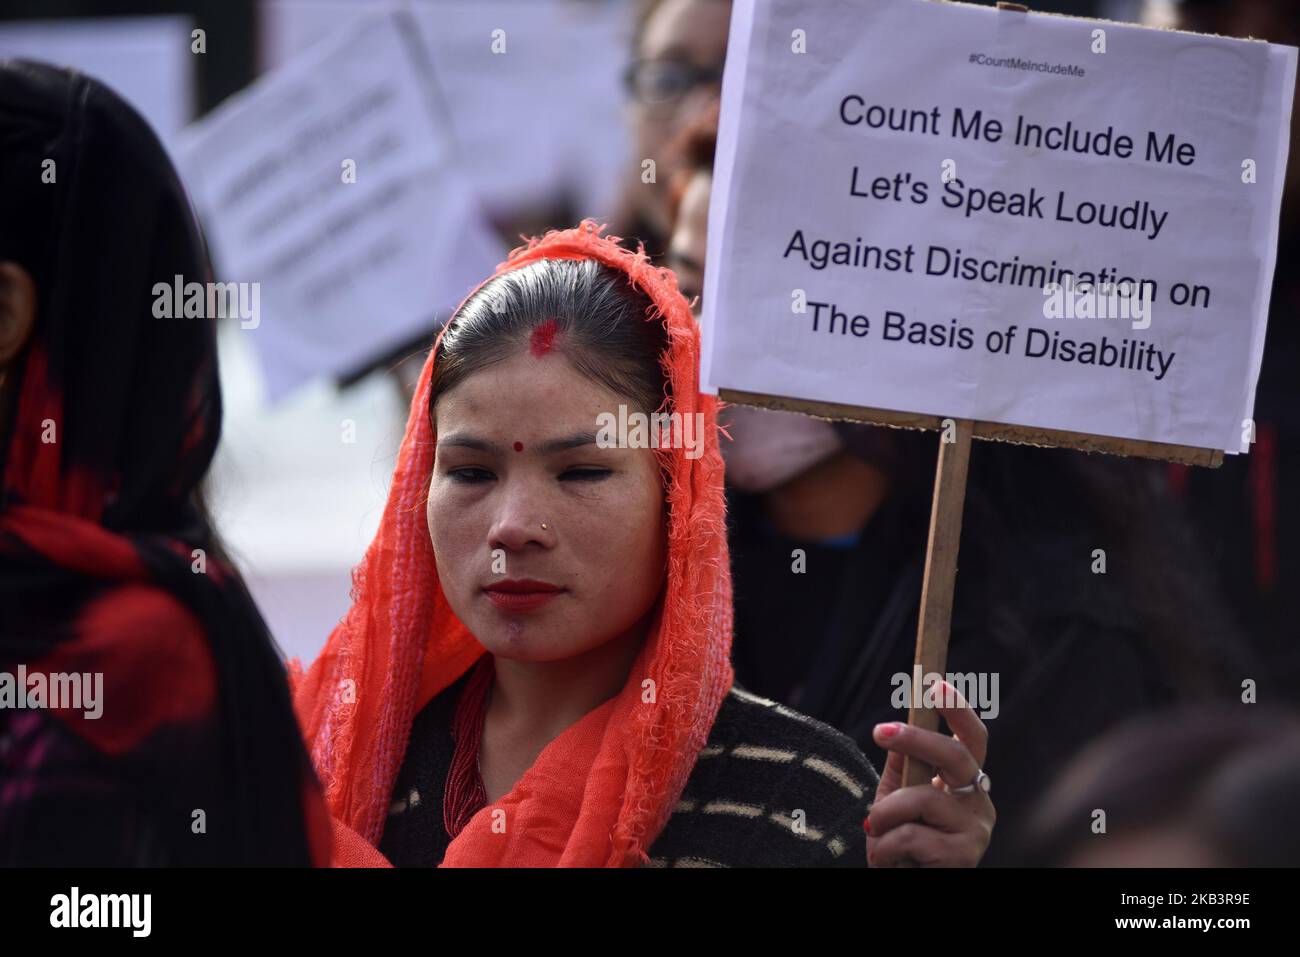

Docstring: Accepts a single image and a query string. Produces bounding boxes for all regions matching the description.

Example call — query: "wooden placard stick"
[900,417,973,788]
[903,5,1019,794]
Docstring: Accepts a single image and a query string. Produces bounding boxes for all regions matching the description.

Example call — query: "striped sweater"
[379,675,879,867]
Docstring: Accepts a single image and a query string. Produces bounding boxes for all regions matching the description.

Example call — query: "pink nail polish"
[879,723,900,739]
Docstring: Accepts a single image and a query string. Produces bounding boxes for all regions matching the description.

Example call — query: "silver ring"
[946,769,991,796]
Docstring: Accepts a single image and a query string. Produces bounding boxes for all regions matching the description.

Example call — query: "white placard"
[259,0,633,223]
[408,0,632,220]
[176,7,502,401]
[702,0,1297,454]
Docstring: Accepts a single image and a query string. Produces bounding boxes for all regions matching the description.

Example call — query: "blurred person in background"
[666,95,1259,867]
[1015,706,1300,866]
[0,60,329,865]
[1155,0,1300,703]
[613,0,732,260]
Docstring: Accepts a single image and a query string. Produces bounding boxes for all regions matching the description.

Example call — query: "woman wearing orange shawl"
[289,220,995,867]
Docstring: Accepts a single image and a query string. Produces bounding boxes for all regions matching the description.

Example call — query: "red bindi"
[513,441,524,452]
[529,317,559,357]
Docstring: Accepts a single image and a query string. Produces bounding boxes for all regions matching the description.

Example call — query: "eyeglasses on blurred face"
[624,58,724,108]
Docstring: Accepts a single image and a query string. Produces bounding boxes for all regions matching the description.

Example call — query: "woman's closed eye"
[560,468,612,482]
[447,467,494,484]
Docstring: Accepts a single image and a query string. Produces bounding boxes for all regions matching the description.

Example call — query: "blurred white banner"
[177,6,502,401]
[259,0,633,222]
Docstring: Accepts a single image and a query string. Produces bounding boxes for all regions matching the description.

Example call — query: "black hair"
[429,257,671,423]
[0,59,321,865]
[1015,705,1300,866]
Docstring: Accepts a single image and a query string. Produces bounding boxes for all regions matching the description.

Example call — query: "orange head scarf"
[289,219,735,866]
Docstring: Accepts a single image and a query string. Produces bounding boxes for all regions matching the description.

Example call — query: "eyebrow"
[436,431,603,455]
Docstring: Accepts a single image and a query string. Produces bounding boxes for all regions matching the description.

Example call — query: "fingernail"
[878,722,900,740]
[863,817,872,835]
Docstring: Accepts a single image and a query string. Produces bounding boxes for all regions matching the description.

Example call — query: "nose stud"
[540,523,548,530]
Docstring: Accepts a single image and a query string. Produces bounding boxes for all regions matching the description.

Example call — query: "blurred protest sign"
[177,7,502,401]
[703,0,1296,459]
[0,16,193,141]
[702,0,1296,789]
[260,0,631,228]
[408,0,630,221]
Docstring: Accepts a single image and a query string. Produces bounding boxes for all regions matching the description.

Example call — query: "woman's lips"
[483,588,566,613]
